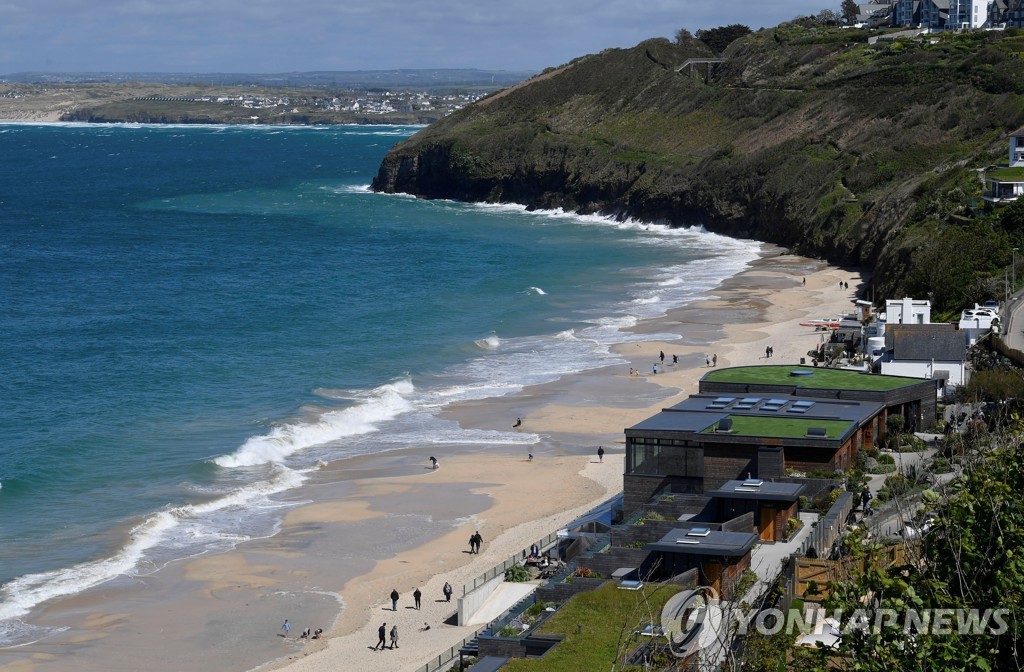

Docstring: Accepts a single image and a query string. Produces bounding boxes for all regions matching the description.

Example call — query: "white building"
[949,0,990,27]
[879,324,969,397]
[885,297,931,325]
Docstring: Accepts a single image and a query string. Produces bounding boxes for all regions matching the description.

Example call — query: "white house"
[983,127,1024,204]
[885,297,931,325]
[879,324,969,396]
[948,0,990,27]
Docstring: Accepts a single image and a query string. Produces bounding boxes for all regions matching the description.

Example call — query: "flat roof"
[627,393,883,440]
[646,529,758,557]
[701,365,925,392]
[706,480,806,501]
[701,416,853,440]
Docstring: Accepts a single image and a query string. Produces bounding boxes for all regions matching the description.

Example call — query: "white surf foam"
[474,335,501,350]
[527,286,547,295]
[214,379,415,468]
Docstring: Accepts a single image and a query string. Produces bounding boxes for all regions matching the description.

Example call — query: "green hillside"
[372,24,1024,311]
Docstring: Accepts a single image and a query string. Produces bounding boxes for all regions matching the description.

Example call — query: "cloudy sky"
[0,1,836,74]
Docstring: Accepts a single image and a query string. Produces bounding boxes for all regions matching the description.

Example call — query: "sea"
[0,122,762,647]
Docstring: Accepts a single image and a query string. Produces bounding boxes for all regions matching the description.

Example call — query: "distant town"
[0,69,534,125]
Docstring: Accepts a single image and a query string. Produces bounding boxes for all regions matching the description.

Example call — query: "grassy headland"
[372,25,1024,311]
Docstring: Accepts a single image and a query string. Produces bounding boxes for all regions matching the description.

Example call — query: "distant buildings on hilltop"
[860,0,1024,29]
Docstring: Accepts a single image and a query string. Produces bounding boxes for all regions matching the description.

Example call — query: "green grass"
[702,415,852,440]
[703,365,923,391]
[500,582,683,671]
[988,166,1024,181]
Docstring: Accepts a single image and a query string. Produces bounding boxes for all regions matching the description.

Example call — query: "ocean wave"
[526,286,547,295]
[474,334,501,350]
[213,379,415,468]
[0,463,305,635]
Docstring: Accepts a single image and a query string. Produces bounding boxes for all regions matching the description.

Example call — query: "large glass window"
[628,438,703,477]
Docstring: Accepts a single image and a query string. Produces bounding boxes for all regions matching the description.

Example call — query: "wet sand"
[0,247,865,672]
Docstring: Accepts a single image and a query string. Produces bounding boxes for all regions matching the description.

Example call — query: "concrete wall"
[457,573,504,626]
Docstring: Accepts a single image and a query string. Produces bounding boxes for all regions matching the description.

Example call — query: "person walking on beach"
[413,587,422,609]
[706,355,710,367]
[390,589,400,611]
[390,624,399,649]
[281,619,291,638]
[597,446,605,462]
[672,354,678,365]
[659,350,665,363]
[375,623,387,650]
[712,354,718,367]
[443,581,453,602]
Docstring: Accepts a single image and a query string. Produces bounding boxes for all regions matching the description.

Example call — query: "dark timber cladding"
[622,366,936,514]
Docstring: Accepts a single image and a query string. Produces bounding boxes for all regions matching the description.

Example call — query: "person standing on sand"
[390,588,400,611]
[660,350,665,363]
[375,623,387,650]
[443,581,453,602]
[706,355,710,367]
[414,587,422,609]
[390,624,399,649]
[598,446,605,462]
[429,456,439,469]
[712,354,718,367]
[281,619,291,638]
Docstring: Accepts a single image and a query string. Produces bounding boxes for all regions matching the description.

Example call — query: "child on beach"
[281,620,291,637]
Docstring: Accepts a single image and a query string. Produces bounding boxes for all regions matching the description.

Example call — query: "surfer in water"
[429,456,439,470]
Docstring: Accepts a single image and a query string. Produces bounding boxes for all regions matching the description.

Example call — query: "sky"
[0,1,836,74]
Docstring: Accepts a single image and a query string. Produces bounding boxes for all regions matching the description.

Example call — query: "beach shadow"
[443,612,459,626]
[405,606,418,610]
[462,550,474,554]
[435,599,448,603]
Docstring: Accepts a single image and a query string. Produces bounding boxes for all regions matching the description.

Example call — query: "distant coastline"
[0,71,530,125]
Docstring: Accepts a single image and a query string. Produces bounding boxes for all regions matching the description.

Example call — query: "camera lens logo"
[660,586,721,658]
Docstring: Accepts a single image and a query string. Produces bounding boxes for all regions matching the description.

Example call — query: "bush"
[883,473,911,497]
[505,565,531,583]
[932,456,953,473]
[886,413,906,435]
[878,453,896,464]
[786,517,802,538]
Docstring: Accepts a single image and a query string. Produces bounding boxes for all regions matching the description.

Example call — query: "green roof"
[703,365,923,391]
[500,582,683,672]
[987,166,1024,182]
[702,415,853,440]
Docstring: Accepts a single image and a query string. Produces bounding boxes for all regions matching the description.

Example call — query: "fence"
[462,531,559,596]
[992,334,1024,368]
[418,629,486,672]
[798,491,854,558]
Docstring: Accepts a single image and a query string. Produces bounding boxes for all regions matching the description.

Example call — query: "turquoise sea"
[0,123,760,646]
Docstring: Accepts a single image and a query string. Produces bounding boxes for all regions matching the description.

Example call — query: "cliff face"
[373,27,1024,307]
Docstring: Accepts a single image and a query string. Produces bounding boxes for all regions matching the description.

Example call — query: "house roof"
[885,325,968,361]
[701,365,924,392]
[626,393,883,444]
[646,529,758,557]
[706,480,807,502]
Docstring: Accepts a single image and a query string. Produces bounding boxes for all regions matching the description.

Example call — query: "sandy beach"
[266,250,863,672]
[0,247,865,672]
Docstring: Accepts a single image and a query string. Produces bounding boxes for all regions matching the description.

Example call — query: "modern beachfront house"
[984,127,1024,205]
[623,366,936,515]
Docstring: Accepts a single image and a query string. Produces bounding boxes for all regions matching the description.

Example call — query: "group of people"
[764,345,774,358]
[372,581,455,650]
[705,353,718,367]
[280,620,323,641]
[839,280,850,290]
[468,530,484,554]
[374,622,400,650]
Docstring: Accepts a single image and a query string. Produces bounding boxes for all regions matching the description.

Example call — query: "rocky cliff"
[373,25,1024,310]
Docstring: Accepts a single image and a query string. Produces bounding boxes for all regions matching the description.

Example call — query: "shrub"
[932,456,953,473]
[878,453,896,464]
[497,625,522,638]
[505,565,531,583]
